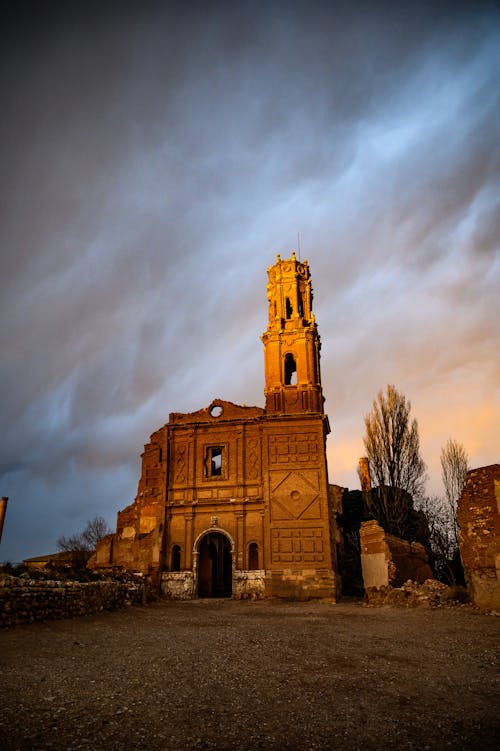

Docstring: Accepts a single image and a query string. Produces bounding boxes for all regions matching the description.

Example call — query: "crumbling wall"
[92,428,167,573]
[360,519,433,589]
[233,570,266,599]
[457,464,500,611]
[90,527,163,577]
[161,572,196,600]
[0,575,150,628]
[358,458,371,493]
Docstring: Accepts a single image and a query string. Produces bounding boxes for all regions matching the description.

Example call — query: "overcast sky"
[1,1,498,562]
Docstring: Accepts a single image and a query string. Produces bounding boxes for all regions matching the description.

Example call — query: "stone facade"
[360,519,433,589]
[457,464,500,610]
[91,254,339,600]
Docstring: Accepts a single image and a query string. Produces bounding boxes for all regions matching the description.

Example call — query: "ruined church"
[92,253,341,599]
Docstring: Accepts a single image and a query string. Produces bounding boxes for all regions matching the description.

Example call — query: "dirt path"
[0,599,498,750]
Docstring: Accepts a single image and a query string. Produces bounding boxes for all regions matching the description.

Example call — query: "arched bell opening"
[284,353,297,386]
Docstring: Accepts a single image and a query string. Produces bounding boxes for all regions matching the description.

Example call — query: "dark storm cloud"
[1,1,498,559]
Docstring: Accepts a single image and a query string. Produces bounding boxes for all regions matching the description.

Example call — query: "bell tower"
[262,252,324,415]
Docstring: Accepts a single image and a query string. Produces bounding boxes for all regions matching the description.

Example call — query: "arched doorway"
[197,532,232,598]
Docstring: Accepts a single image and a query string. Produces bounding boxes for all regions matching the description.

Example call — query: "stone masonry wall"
[161,572,196,600]
[457,464,500,611]
[233,570,266,599]
[161,570,267,600]
[266,569,336,601]
[360,519,433,589]
[0,576,150,628]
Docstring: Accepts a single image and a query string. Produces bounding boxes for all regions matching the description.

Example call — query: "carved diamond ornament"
[271,472,318,519]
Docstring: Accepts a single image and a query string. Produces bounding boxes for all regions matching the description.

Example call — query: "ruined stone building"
[92,253,341,599]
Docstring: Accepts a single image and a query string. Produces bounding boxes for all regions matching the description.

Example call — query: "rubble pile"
[364,579,469,608]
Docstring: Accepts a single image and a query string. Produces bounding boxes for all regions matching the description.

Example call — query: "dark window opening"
[158,447,163,463]
[207,446,223,476]
[248,543,259,570]
[285,297,293,319]
[297,291,304,317]
[284,353,297,386]
[171,545,181,572]
[211,448,222,475]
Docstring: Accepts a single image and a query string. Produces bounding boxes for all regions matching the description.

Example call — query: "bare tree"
[418,491,468,585]
[417,495,456,582]
[440,438,469,548]
[57,516,112,553]
[412,441,468,584]
[363,384,427,538]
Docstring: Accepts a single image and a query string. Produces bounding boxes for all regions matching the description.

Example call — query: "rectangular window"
[206,446,223,477]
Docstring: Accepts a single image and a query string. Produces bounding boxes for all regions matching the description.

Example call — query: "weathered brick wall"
[0,576,149,628]
[457,464,500,611]
[360,519,433,589]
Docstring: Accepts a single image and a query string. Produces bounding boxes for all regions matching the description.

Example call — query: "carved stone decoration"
[270,471,321,520]
[268,433,319,465]
[174,444,187,483]
[246,436,261,480]
[210,515,219,527]
[271,528,325,564]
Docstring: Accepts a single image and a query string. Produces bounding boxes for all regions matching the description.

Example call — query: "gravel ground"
[0,599,498,751]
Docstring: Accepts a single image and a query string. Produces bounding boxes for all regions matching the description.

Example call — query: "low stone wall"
[0,575,149,628]
[233,570,266,599]
[360,519,433,589]
[161,570,267,599]
[161,572,196,599]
